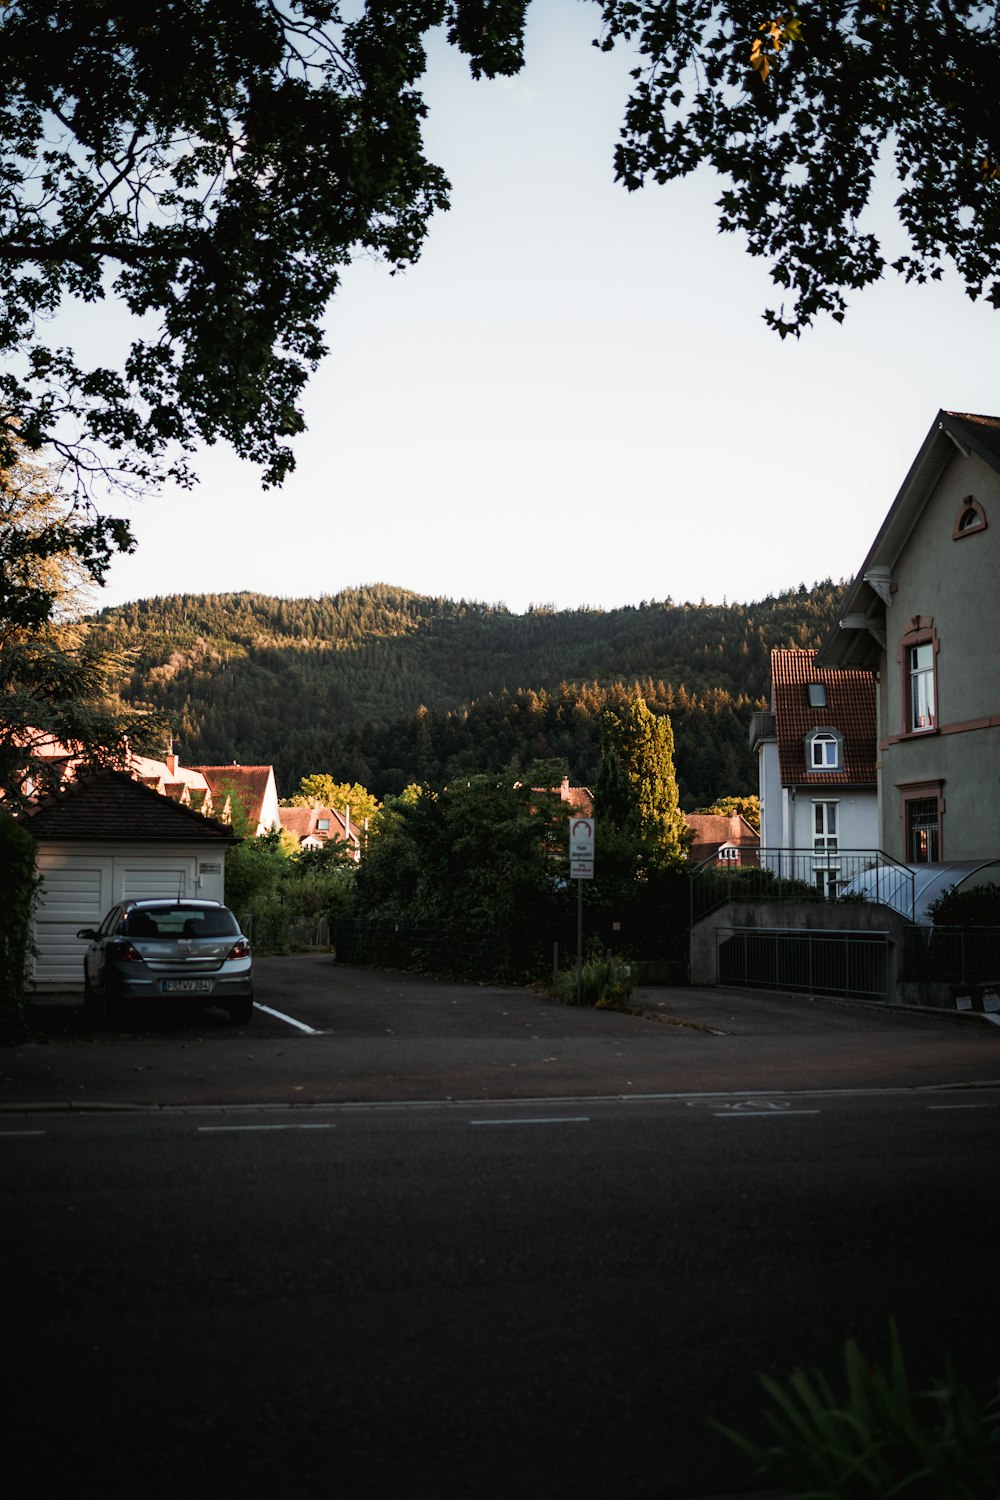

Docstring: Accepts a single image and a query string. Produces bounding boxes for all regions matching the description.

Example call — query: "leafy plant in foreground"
[717,1322,1000,1498]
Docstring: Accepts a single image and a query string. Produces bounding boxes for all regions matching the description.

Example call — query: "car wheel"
[228,996,253,1025]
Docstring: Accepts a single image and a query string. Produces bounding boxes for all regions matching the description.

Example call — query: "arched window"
[953,495,986,539]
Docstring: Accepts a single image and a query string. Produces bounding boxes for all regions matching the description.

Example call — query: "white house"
[749,647,879,893]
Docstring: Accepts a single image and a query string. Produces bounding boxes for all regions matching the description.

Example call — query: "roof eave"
[816,409,963,669]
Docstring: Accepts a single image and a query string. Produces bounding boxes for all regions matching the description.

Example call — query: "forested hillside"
[89,581,847,805]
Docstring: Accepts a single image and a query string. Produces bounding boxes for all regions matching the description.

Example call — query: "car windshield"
[124,907,241,939]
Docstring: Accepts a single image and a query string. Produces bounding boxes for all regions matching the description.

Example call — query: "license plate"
[162,979,213,994]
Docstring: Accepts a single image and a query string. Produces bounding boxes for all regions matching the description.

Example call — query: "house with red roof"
[279,803,362,860]
[684,812,759,867]
[188,764,282,837]
[749,647,878,892]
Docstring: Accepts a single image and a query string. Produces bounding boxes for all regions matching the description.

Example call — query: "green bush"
[718,1322,1000,1498]
[553,948,634,1008]
[928,882,1000,928]
[0,814,41,1043]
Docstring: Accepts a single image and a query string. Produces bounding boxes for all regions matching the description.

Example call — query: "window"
[812,801,840,896]
[806,683,827,707]
[317,817,330,830]
[809,730,840,769]
[813,801,838,853]
[717,844,739,863]
[909,642,935,730]
[899,620,938,735]
[900,782,944,864]
[953,495,986,539]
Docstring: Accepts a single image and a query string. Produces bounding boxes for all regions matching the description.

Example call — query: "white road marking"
[470,1117,590,1127]
[197,1123,337,1133]
[253,1003,322,1035]
[926,1103,994,1110]
[713,1109,820,1117]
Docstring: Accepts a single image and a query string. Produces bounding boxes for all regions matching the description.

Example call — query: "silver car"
[78,899,253,1026]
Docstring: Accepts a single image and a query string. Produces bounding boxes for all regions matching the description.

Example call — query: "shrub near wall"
[0,815,41,1043]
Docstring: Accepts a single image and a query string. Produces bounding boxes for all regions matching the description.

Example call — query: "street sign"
[569,816,595,880]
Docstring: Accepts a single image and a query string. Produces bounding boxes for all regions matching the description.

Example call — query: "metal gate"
[717,927,891,1001]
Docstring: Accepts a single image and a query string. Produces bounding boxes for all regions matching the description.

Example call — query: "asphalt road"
[4,962,1000,1500]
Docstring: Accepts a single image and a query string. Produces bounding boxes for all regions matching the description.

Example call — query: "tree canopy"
[1,0,995,515]
[0,444,159,809]
[596,697,689,862]
[599,0,1000,334]
[0,1,525,493]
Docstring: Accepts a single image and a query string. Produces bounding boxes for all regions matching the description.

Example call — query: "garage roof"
[21,769,239,843]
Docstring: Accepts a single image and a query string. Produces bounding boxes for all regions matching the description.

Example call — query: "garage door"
[33,852,199,988]
[33,856,112,987]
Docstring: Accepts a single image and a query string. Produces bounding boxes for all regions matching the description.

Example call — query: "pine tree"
[598,698,689,863]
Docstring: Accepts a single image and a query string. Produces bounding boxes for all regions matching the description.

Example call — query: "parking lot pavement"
[3,960,996,1114]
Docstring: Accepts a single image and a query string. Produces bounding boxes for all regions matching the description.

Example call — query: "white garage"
[23,770,237,990]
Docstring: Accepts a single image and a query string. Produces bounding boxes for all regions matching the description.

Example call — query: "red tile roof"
[770,648,876,787]
[278,804,361,845]
[685,813,759,864]
[191,766,274,828]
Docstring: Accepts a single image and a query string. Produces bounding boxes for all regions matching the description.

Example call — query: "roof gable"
[191,765,275,828]
[819,409,1000,668]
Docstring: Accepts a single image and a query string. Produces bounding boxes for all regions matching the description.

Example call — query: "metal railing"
[717,926,892,1001]
[690,848,914,924]
[901,925,1000,982]
[238,914,332,951]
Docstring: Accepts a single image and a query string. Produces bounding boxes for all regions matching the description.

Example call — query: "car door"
[87,906,125,993]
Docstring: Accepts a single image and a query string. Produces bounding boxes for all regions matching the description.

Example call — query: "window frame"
[952,495,987,540]
[899,781,945,864]
[807,728,842,771]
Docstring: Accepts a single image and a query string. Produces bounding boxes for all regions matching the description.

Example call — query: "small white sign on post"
[569,816,595,880]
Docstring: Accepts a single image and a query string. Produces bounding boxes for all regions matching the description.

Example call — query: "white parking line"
[253,1003,322,1035]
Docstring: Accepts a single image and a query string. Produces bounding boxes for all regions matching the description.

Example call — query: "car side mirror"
[76,928,98,940]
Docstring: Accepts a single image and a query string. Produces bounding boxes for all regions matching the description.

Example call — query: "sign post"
[569,817,595,1005]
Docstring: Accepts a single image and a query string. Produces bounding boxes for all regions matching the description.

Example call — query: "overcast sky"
[90,0,999,617]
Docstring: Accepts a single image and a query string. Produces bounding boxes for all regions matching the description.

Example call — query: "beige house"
[818,409,1000,864]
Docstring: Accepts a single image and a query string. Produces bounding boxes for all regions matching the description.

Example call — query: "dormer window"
[807,729,841,770]
[953,495,986,539]
[806,683,827,708]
